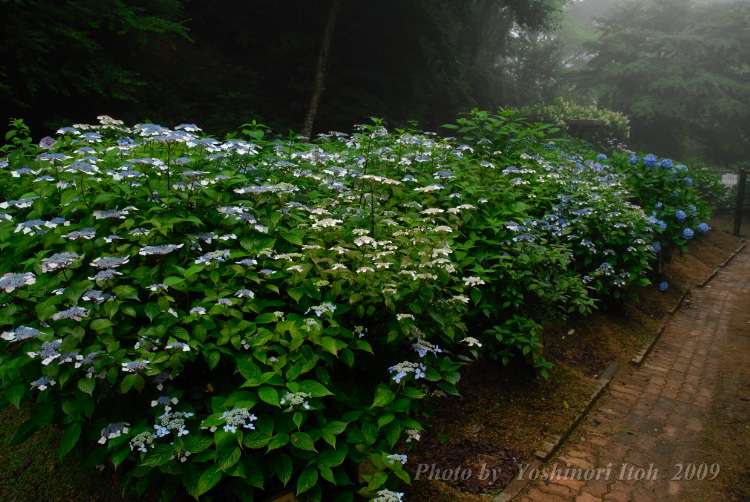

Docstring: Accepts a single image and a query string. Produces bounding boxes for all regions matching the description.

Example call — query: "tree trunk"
[302,0,341,140]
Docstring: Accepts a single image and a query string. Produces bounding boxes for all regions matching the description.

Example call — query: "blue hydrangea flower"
[659,159,673,169]
[643,154,658,167]
[697,223,709,233]
[655,202,663,209]
[658,282,669,292]
[682,228,695,240]
[683,177,693,185]
[675,210,686,222]
[629,154,639,165]
[675,164,688,171]
[651,241,662,253]
[596,153,607,161]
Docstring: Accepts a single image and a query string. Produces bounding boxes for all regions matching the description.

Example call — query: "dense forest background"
[1,0,748,165]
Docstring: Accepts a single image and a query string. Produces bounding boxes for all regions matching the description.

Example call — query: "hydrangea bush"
[0,113,713,500]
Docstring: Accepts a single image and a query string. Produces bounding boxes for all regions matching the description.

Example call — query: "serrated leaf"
[297,380,333,398]
[112,285,139,300]
[141,444,175,466]
[197,465,223,496]
[280,230,304,246]
[296,465,318,495]
[371,385,395,408]
[77,378,96,396]
[290,432,316,451]
[4,383,25,407]
[258,386,280,406]
[219,445,242,470]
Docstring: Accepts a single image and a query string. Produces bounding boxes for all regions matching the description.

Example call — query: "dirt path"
[519,246,750,502]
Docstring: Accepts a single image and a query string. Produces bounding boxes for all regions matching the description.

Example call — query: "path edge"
[492,361,619,502]
[493,239,746,502]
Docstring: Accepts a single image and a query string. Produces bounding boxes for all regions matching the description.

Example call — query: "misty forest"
[2,0,748,165]
[0,0,749,501]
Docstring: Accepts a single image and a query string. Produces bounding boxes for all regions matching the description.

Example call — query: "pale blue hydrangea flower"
[0,272,36,293]
[220,408,257,433]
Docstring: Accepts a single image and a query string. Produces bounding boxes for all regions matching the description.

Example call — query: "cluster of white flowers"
[280,392,312,410]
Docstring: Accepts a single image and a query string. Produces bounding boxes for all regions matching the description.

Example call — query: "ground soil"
[404,231,743,501]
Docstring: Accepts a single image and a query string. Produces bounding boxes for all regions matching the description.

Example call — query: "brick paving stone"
[518,247,750,501]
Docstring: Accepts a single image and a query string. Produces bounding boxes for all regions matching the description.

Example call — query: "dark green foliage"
[572,0,750,165]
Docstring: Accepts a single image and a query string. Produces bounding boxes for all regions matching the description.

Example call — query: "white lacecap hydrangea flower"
[0,272,36,293]
[234,289,254,298]
[165,342,191,352]
[463,276,486,286]
[30,376,56,391]
[388,361,426,384]
[220,408,257,433]
[397,314,414,321]
[122,360,150,373]
[462,337,482,348]
[190,306,207,315]
[154,410,194,437]
[405,429,421,442]
[98,422,130,444]
[387,453,408,465]
[41,252,81,272]
[129,431,156,453]
[139,243,184,256]
[27,339,62,366]
[411,339,442,358]
[91,256,129,269]
[51,306,89,322]
[2,325,42,342]
[373,489,405,502]
[306,302,336,317]
[195,249,230,265]
[148,283,168,292]
[216,298,233,306]
[280,392,312,410]
[89,269,122,281]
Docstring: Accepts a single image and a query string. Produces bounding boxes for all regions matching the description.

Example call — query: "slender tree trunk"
[302,0,341,140]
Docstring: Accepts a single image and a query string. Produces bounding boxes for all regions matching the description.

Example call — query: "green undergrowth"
[0,110,717,501]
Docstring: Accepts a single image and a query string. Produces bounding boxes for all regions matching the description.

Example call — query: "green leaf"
[144,303,162,321]
[141,444,175,467]
[237,358,262,385]
[112,285,139,300]
[316,449,347,467]
[274,453,293,486]
[267,433,290,451]
[258,386,280,406]
[4,384,25,407]
[6,420,38,447]
[90,318,113,332]
[197,465,223,496]
[290,432,316,451]
[219,446,242,470]
[243,432,270,449]
[320,336,346,356]
[77,378,96,396]
[163,276,184,287]
[296,465,319,495]
[371,385,395,408]
[297,380,333,398]
[280,230,304,246]
[255,312,279,324]
[59,422,81,458]
[183,435,215,453]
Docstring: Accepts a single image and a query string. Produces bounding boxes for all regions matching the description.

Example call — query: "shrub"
[0,113,713,500]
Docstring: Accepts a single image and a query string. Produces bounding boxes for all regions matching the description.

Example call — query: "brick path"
[519,246,750,502]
